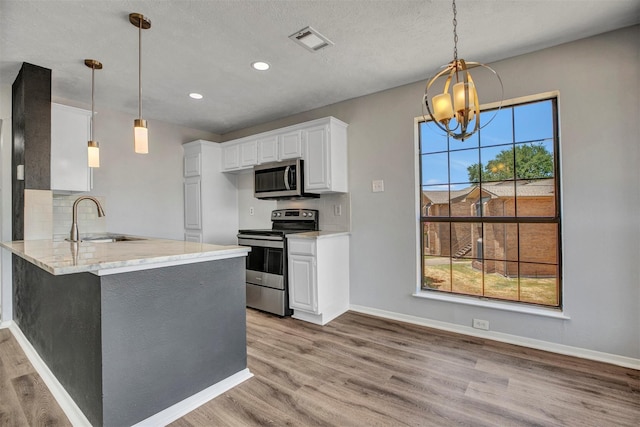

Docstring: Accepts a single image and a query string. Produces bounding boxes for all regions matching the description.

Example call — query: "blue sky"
[420,99,554,188]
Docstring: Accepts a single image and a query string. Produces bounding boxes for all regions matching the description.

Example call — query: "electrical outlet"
[334,204,342,216]
[249,207,255,216]
[472,318,489,331]
[372,179,384,192]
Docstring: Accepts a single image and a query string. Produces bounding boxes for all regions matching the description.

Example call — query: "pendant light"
[129,12,151,154]
[422,0,503,141]
[85,59,102,168]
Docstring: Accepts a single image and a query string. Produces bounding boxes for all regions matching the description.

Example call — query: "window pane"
[422,152,449,185]
[449,148,479,184]
[519,224,558,264]
[513,141,554,180]
[450,183,475,217]
[478,181,515,217]
[482,223,518,262]
[451,259,483,296]
[447,116,480,148]
[422,222,450,257]
[422,186,450,217]
[480,107,513,147]
[514,100,553,143]
[516,179,556,217]
[420,121,448,154]
[451,222,481,259]
[483,261,519,301]
[422,257,451,292]
[518,263,559,306]
[480,145,515,182]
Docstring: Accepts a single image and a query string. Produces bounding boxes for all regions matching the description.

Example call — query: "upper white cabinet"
[220,117,348,194]
[302,118,348,193]
[184,151,201,177]
[279,130,303,160]
[50,103,92,192]
[258,135,279,164]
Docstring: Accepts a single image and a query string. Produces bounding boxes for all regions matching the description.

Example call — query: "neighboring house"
[422,179,557,277]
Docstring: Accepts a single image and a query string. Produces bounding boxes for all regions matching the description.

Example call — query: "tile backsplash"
[277,192,351,232]
[24,189,53,240]
[53,194,107,239]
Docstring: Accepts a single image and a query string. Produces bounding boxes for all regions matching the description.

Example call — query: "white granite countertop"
[286,231,351,240]
[0,236,250,276]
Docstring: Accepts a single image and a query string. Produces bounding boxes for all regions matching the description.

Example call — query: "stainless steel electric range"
[237,209,319,316]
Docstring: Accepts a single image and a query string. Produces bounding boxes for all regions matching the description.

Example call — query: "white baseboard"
[8,322,92,426]
[8,321,253,426]
[132,368,253,427]
[349,304,640,370]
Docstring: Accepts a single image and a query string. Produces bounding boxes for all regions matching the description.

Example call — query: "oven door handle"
[238,238,284,249]
[284,165,291,190]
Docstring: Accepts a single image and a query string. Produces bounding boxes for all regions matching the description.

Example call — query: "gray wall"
[227,26,640,360]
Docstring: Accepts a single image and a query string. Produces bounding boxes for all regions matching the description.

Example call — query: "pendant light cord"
[90,66,95,140]
[138,21,142,119]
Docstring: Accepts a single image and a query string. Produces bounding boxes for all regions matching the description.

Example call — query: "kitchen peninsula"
[1,237,251,427]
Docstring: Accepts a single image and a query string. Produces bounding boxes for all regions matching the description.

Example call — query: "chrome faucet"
[69,196,105,242]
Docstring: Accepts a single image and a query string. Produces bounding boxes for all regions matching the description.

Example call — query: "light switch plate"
[372,179,384,192]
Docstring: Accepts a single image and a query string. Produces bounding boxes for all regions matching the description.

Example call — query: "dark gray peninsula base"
[13,255,247,427]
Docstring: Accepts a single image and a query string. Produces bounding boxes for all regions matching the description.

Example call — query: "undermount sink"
[79,234,146,243]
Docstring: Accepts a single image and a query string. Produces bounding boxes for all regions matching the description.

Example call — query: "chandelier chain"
[452,0,458,62]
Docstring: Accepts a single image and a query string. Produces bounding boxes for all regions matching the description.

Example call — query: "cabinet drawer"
[288,239,316,255]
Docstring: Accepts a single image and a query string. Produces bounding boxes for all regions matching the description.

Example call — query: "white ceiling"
[1,0,639,135]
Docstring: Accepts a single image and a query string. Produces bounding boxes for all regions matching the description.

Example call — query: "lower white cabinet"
[183,140,239,245]
[287,233,350,325]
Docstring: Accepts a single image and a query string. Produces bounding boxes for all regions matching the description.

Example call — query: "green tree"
[467,143,553,183]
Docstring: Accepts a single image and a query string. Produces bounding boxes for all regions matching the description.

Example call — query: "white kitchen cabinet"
[302,118,348,193]
[222,143,240,171]
[184,177,202,230]
[50,103,92,192]
[183,140,239,244]
[240,140,259,167]
[279,130,303,160]
[220,117,348,182]
[258,135,279,164]
[287,233,350,325]
[183,151,201,177]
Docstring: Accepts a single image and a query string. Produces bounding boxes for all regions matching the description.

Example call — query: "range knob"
[272,212,277,217]
[302,212,308,217]
[307,212,314,217]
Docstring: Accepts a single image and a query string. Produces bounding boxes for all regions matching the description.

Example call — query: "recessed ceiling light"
[251,61,270,71]
[189,93,203,99]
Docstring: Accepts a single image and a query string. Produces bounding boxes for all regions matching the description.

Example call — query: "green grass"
[423,260,558,306]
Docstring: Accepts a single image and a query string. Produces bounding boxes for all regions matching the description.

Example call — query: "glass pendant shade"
[134,119,148,154]
[88,141,100,167]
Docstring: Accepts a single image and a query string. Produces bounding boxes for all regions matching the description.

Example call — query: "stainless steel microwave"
[254,159,317,199]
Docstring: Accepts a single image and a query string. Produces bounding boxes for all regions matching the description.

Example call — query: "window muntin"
[419,97,561,308]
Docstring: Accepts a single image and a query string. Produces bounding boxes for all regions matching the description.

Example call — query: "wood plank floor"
[1,310,639,426]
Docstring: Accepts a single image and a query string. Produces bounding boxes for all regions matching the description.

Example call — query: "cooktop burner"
[238,209,319,238]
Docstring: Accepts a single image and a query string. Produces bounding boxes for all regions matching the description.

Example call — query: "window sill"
[412,291,571,320]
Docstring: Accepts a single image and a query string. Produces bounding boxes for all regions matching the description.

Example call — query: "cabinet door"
[289,254,317,312]
[279,130,303,160]
[51,103,92,192]
[184,152,201,177]
[258,136,279,163]
[184,177,202,230]
[184,232,202,243]
[222,144,240,171]
[302,125,330,191]
[240,140,259,167]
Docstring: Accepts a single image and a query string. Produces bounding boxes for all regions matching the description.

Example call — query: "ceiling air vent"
[289,26,334,52]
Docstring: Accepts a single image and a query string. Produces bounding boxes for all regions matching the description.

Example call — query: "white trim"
[8,322,92,426]
[7,321,253,426]
[132,368,253,427]
[349,304,640,370]
[412,291,570,319]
